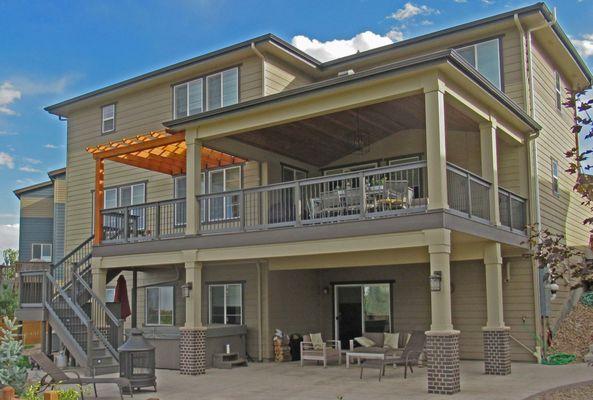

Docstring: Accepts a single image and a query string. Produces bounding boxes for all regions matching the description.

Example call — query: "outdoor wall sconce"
[181,282,193,298]
[322,287,330,295]
[429,271,442,292]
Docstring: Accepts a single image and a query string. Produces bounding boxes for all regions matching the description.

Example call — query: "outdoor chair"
[30,351,132,400]
[320,190,343,217]
[300,333,341,368]
[390,330,426,378]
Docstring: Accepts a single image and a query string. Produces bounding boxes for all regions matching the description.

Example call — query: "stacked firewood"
[273,335,291,362]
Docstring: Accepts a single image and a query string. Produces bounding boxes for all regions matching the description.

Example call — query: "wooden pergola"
[87,129,245,244]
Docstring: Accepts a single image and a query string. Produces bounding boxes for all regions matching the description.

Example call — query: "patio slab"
[33,360,593,400]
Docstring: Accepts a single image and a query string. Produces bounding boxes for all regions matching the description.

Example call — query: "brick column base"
[179,327,206,375]
[426,331,461,395]
[483,327,511,375]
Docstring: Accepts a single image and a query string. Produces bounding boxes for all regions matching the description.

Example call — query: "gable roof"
[13,180,53,199]
[44,2,592,116]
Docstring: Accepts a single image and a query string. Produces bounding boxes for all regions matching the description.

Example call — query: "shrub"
[0,317,27,394]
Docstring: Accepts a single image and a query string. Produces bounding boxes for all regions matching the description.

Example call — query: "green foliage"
[57,386,81,400]
[0,282,18,319]
[2,249,18,267]
[0,317,27,394]
[22,383,81,400]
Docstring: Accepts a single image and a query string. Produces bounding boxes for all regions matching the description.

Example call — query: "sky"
[1,0,592,255]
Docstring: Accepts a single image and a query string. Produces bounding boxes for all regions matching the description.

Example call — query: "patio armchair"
[30,351,132,400]
[300,333,341,368]
[390,330,426,378]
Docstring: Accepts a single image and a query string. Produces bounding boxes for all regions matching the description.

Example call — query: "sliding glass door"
[334,283,392,349]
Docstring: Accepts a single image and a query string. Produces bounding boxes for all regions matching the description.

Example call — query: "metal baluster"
[466,174,472,217]
[360,172,367,219]
[295,183,302,227]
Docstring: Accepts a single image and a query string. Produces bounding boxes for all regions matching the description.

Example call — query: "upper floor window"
[102,104,116,134]
[104,182,146,209]
[457,39,502,89]
[173,67,239,119]
[551,158,559,196]
[555,71,562,110]
[281,164,307,182]
[31,243,52,262]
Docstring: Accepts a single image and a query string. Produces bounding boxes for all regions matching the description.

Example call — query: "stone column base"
[483,327,511,375]
[426,331,461,395]
[179,327,206,375]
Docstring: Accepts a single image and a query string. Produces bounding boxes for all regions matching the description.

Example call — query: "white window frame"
[173,67,238,119]
[208,283,243,325]
[103,182,147,230]
[555,71,562,111]
[207,165,241,221]
[323,162,378,176]
[281,164,308,182]
[31,243,52,262]
[551,158,560,196]
[101,104,116,134]
[457,38,502,89]
[145,286,175,326]
[105,287,116,303]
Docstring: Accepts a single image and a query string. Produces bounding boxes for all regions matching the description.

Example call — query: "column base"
[482,327,511,375]
[426,330,461,395]
[179,327,206,375]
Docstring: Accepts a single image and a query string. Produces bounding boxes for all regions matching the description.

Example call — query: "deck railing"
[97,161,528,243]
[446,163,492,222]
[18,271,45,307]
[100,198,185,243]
[197,161,428,234]
[498,187,527,232]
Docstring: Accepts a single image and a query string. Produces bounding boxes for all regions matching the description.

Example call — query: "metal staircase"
[42,236,123,375]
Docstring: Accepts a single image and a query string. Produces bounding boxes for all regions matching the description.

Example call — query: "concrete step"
[92,363,119,376]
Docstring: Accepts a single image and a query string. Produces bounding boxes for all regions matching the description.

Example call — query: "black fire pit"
[118,329,157,392]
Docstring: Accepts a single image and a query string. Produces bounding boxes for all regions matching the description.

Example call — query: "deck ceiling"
[232,95,478,167]
[87,130,245,175]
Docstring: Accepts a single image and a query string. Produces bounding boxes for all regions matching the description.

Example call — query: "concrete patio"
[34,360,593,400]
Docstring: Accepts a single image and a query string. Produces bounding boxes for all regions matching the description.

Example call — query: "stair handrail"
[44,272,92,328]
[51,235,94,275]
[73,268,122,361]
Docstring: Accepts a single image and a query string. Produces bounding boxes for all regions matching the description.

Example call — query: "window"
[281,165,307,182]
[457,39,502,89]
[102,104,116,134]
[31,243,52,262]
[105,287,116,303]
[389,155,424,198]
[173,176,187,226]
[555,71,562,110]
[552,158,559,196]
[103,183,146,229]
[208,283,242,325]
[207,166,241,221]
[173,67,238,119]
[145,286,174,326]
[323,163,378,190]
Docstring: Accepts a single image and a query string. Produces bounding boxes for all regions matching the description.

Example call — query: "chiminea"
[118,329,156,392]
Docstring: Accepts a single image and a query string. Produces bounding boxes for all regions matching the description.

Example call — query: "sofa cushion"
[351,346,386,354]
[310,333,323,350]
[354,336,376,347]
[364,332,385,347]
[383,332,399,349]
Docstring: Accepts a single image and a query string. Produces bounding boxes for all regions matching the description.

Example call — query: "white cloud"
[23,157,41,164]
[12,74,80,96]
[573,34,593,58]
[453,0,467,3]
[386,29,405,42]
[0,224,19,255]
[44,144,59,149]
[389,2,437,21]
[0,131,18,136]
[291,31,398,62]
[19,166,42,173]
[0,151,15,169]
[0,82,21,115]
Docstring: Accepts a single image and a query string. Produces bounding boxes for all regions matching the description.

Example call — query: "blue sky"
[1,0,592,253]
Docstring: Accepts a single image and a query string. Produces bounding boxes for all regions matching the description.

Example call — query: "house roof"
[163,49,542,132]
[44,2,592,118]
[13,180,53,199]
[47,167,66,179]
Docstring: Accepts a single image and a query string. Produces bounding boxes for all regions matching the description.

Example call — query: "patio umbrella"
[114,275,131,320]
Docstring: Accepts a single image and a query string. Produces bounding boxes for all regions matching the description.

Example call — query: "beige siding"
[531,41,589,247]
[21,197,54,218]
[264,54,314,95]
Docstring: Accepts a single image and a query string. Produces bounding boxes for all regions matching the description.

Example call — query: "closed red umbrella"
[114,275,131,320]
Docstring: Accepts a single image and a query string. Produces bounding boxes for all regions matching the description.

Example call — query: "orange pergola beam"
[94,158,104,244]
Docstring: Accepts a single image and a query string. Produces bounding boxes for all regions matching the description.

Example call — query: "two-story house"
[21,3,592,395]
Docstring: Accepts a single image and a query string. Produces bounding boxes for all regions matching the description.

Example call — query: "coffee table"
[345,350,396,368]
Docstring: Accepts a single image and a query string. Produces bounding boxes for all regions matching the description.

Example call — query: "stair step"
[91,355,116,367]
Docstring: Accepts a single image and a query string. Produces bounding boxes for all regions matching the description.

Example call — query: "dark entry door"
[335,285,363,350]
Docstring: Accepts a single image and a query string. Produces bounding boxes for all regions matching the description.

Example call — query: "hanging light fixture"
[352,109,370,154]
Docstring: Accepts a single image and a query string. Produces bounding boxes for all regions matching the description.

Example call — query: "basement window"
[145,286,174,326]
[208,283,243,325]
[457,39,502,89]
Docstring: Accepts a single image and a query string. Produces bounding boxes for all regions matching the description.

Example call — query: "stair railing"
[50,235,94,290]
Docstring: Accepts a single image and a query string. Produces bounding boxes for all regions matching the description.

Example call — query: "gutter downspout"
[251,43,267,97]
[515,9,557,363]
